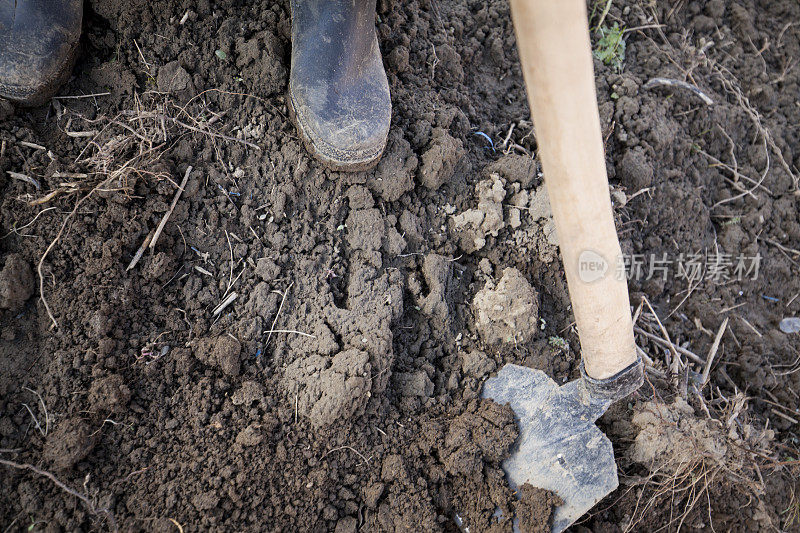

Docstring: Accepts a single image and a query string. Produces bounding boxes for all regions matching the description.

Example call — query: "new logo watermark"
[578,250,609,283]
[577,250,761,283]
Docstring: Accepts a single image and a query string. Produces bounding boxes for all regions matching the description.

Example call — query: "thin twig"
[225,230,234,291]
[266,282,293,347]
[126,229,154,272]
[643,78,714,105]
[21,404,45,436]
[53,92,111,100]
[262,329,317,339]
[212,292,238,317]
[323,446,371,465]
[150,166,192,251]
[634,326,705,365]
[7,172,41,190]
[642,296,683,365]
[701,318,728,387]
[23,387,49,435]
[595,0,613,30]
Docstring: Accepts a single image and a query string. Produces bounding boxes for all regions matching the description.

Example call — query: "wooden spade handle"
[510,0,637,379]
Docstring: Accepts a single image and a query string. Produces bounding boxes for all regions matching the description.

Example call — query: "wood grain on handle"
[510,0,637,379]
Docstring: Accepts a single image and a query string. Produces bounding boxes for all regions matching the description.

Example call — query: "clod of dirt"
[363,482,385,509]
[451,174,506,252]
[486,153,538,188]
[235,423,264,447]
[234,30,287,97]
[42,418,98,471]
[230,380,265,406]
[191,490,219,512]
[254,257,281,282]
[627,397,774,529]
[89,61,137,99]
[618,146,654,190]
[399,210,424,246]
[346,185,374,209]
[394,371,434,398]
[527,185,558,248]
[381,454,408,482]
[527,186,552,227]
[88,374,131,414]
[630,397,728,468]
[284,348,372,428]
[346,208,385,252]
[442,400,517,475]
[143,251,173,281]
[195,335,241,377]
[0,254,34,311]
[0,100,13,121]
[419,254,455,330]
[334,516,357,533]
[461,350,496,379]
[514,483,563,533]
[419,127,464,189]
[156,61,194,98]
[473,267,539,344]
[370,132,418,202]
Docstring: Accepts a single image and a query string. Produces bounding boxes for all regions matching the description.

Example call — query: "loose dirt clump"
[514,484,563,533]
[451,174,507,252]
[623,396,777,531]
[88,374,131,415]
[42,418,98,471]
[0,253,34,311]
[474,267,539,344]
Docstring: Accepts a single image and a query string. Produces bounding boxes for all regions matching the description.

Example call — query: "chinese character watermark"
[578,250,761,283]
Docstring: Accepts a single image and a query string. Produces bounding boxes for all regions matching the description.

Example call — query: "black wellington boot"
[288,0,391,171]
[0,0,82,105]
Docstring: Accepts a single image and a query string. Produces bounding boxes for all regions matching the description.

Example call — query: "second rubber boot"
[0,0,82,105]
[288,0,391,171]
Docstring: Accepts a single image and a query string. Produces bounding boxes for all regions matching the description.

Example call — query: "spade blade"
[482,364,618,533]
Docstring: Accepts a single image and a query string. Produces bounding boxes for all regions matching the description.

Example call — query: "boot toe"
[289,81,391,171]
[0,0,82,105]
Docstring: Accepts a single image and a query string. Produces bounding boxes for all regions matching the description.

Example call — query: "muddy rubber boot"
[0,0,82,105]
[288,0,391,171]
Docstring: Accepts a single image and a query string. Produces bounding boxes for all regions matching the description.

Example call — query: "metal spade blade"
[482,364,618,533]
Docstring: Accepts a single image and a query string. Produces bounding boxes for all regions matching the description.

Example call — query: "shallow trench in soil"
[1,0,799,531]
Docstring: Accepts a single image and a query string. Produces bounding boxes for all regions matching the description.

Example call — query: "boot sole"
[287,89,385,172]
[0,43,79,107]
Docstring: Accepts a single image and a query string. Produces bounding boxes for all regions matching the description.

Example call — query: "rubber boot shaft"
[289,0,391,170]
[0,0,82,105]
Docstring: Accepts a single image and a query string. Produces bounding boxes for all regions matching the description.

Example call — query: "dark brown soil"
[1,0,799,531]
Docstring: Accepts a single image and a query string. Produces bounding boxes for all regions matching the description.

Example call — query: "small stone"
[779,317,800,334]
